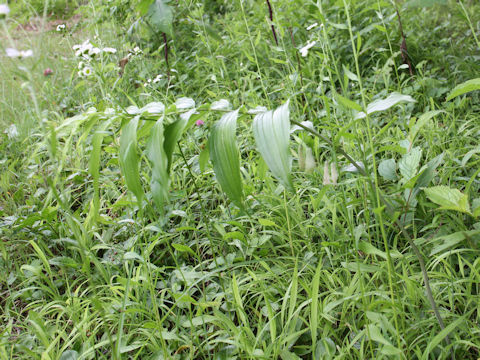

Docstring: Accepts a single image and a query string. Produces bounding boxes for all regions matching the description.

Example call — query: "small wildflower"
[195,119,205,127]
[6,48,33,59]
[56,24,66,32]
[82,67,93,77]
[299,41,316,57]
[103,47,117,54]
[6,48,20,58]
[88,47,101,57]
[306,22,318,31]
[43,68,53,76]
[152,74,163,83]
[5,124,19,139]
[0,3,10,16]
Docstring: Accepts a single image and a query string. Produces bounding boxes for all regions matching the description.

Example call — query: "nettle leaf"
[446,78,480,101]
[378,159,397,181]
[146,118,169,211]
[253,101,293,191]
[424,186,471,215]
[356,93,416,119]
[210,110,244,208]
[399,147,422,181]
[147,0,173,37]
[119,117,144,205]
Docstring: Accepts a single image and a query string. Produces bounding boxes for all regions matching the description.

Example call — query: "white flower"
[6,48,33,59]
[6,48,20,58]
[78,61,85,69]
[0,3,10,15]
[152,74,163,83]
[103,47,117,54]
[82,67,93,77]
[56,24,66,32]
[306,22,318,31]
[88,47,101,56]
[4,124,18,139]
[20,50,33,58]
[300,41,316,57]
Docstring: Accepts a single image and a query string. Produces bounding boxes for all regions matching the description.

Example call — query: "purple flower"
[195,119,205,127]
[43,68,53,76]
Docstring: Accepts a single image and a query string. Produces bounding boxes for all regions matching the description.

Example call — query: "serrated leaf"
[336,93,362,112]
[119,117,144,205]
[409,110,443,142]
[146,118,169,211]
[210,110,244,208]
[147,0,173,37]
[356,93,416,119]
[446,78,480,101]
[424,186,471,214]
[378,159,397,181]
[253,101,293,191]
[399,147,422,180]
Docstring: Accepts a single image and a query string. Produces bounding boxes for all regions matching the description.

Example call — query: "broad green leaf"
[119,117,144,205]
[175,97,195,109]
[424,186,471,214]
[137,0,153,15]
[253,101,293,191]
[210,110,244,208]
[446,78,480,101]
[378,159,397,181]
[198,141,210,173]
[356,93,416,119]
[366,324,393,346]
[146,118,169,210]
[415,153,444,189]
[399,147,422,180]
[164,116,188,173]
[147,0,173,37]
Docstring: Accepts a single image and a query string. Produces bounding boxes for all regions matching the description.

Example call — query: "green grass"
[1,0,480,359]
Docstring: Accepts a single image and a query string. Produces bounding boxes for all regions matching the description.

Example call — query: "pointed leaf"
[424,186,471,214]
[119,117,144,205]
[446,78,480,101]
[210,110,244,208]
[147,118,169,210]
[356,93,415,119]
[253,101,293,191]
[164,117,188,173]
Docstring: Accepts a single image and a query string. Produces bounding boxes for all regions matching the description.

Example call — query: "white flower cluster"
[72,40,118,78]
[77,61,93,78]
[56,24,66,32]
[6,48,33,59]
[73,39,117,60]
[0,3,10,16]
[128,46,142,57]
[144,74,164,87]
